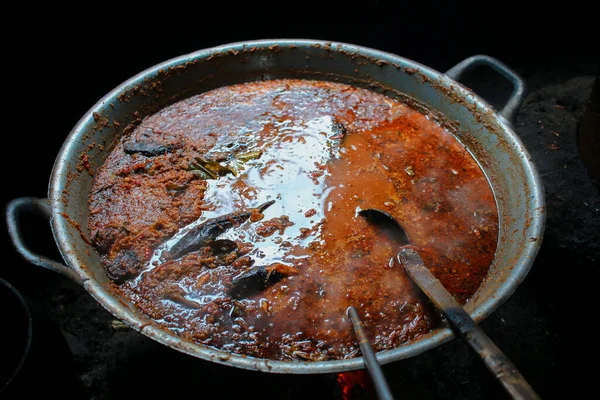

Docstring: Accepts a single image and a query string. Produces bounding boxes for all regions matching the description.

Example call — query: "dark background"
[2,3,598,399]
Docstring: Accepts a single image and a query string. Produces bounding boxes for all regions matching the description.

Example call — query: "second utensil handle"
[397,247,540,400]
[347,306,395,400]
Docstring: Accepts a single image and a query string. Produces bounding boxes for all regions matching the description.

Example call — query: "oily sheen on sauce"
[87,79,498,361]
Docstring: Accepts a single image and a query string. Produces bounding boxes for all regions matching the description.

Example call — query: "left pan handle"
[6,197,84,285]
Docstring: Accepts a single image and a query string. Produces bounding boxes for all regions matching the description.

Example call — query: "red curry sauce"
[87,79,498,361]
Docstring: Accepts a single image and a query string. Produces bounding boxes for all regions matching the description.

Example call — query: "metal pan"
[6,39,545,374]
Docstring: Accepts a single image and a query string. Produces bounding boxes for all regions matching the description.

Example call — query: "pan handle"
[445,55,527,124]
[6,197,84,285]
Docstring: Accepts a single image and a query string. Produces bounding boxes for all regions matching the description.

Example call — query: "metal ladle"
[357,208,541,400]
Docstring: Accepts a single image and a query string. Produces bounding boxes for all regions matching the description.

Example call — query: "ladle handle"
[397,247,541,400]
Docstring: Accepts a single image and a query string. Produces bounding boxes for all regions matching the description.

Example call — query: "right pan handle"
[446,54,527,124]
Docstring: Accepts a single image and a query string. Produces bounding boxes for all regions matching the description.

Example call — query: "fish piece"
[229,262,299,298]
[124,141,173,156]
[105,249,142,283]
[165,200,275,260]
[206,239,239,255]
[122,128,176,157]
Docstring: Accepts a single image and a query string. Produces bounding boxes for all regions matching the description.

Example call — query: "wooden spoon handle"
[397,247,541,400]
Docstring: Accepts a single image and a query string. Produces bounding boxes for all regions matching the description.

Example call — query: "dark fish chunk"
[105,249,142,283]
[166,200,275,260]
[123,140,173,156]
[206,239,239,255]
[229,263,299,299]
[123,128,175,157]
